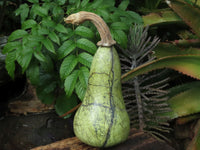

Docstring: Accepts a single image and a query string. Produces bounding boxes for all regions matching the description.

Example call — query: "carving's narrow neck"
[64,11,116,47]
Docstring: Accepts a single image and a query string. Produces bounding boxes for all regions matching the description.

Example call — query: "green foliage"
[3,0,142,117]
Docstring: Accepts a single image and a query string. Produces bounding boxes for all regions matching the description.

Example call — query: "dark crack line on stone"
[102,47,115,147]
[81,103,111,109]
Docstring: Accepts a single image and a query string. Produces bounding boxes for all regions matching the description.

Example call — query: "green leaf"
[37,25,49,35]
[48,31,60,45]
[42,38,55,54]
[90,0,103,8]
[55,24,68,34]
[166,0,200,37]
[118,0,129,10]
[75,81,86,101]
[121,55,200,83]
[26,62,39,85]
[28,0,39,3]
[110,22,129,30]
[58,0,66,5]
[81,0,90,7]
[126,11,143,24]
[79,66,89,88]
[53,5,64,17]
[36,87,55,104]
[55,94,77,118]
[40,55,54,72]
[112,30,127,48]
[5,51,16,79]
[34,50,46,62]
[60,55,78,80]
[78,52,93,68]
[154,42,200,58]
[166,87,200,119]
[2,41,21,53]
[43,81,57,93]
[64,70,79,98]
[8,30,28,42]
[16,47,33,73]
[142,10,182,27]
[57,40,76,59]
[15,3,29,22]
[33,5,48,17]
[75,26,94,39]
[76,38,97,54]
[22,19,37,29]
[42,17,56,28]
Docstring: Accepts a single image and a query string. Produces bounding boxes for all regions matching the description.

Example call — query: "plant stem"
[64,11,116,47]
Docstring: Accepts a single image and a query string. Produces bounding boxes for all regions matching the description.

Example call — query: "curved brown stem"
[64,11,116,47]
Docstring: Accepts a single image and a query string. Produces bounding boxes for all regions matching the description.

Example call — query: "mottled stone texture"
[73,47,130,148]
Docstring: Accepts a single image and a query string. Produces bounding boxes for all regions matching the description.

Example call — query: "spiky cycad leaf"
[143,10,182,27]
[120,25,171,141]
[165,0,200,37]
[121,55,200,82]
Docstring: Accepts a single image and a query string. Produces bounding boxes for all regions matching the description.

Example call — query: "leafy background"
[1,0,200,149]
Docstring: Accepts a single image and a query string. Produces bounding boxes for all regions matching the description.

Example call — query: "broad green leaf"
[55,94,77,118]
[37,25,49,35]
[36,87,55,104]
[2,41,21,53]
[126,11,143,24]
[60,55,78,80]
[64,70,79,97]
[53,5,64,18]
[154,42,200,58]
[58,0,66,5]
[40,55,54,72]
[143,10,182,27]
[55,24,68,34]
[78,52,93,68]
[75,26,94,39]
[16,47,33,73]
[15,3,29,22]
[43,81,57,93]
[42,17,56,28]
[8,30,28,42]
[28,0,39,3]
[57,40,76,59]
[110,22,129,30]
[118,0,129,10]
[90,0,103,8]
[48,31,60,45]
[35,73,56,104]
[167,81,200,99]
[34,50,46,62]
[5,51,16,79]
[166,0,200,37]
[75,81,86,101]
[42,38,55,54]
[79,66,89,88]
[112,30,127,49]
[22,19,37,29]
[33,5,48,17]
[121,55,200,83]
[76,38,97,54]
[81,0,90,7]
[166,87,200,119]
[26,62,39,85]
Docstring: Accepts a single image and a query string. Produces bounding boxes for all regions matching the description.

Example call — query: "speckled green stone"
[73,47,130,148]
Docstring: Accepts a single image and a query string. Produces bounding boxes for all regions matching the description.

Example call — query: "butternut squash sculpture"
[64,11,130,148]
